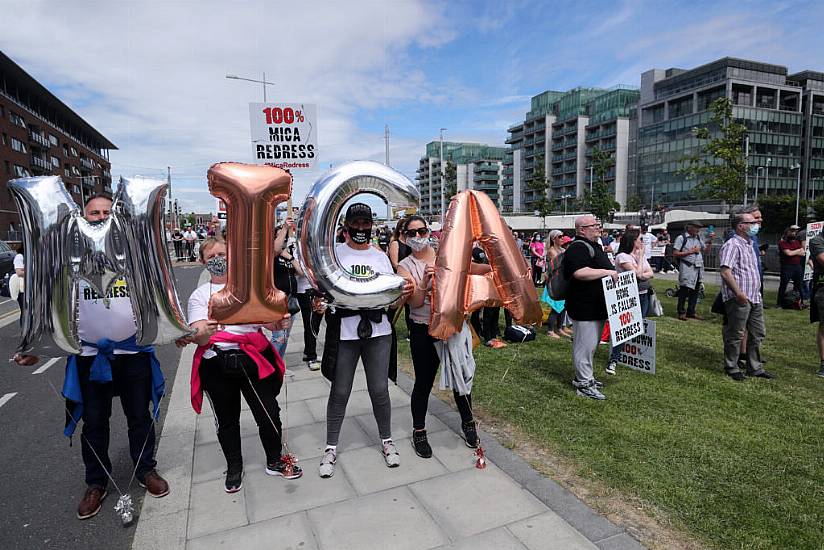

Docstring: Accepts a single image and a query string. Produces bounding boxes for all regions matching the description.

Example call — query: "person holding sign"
[807,232,824,378]
[605,229,654,375]
[718,213,774,381]
[565,215,617,400]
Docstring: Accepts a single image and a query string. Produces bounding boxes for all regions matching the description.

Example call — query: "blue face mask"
[747,224,760,237]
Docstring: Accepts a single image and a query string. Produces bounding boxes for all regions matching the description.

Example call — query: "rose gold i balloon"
[207,162,292,324]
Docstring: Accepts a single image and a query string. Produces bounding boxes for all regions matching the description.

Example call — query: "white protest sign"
[617,318,656,374]
[606,251,615,265]
[804,221,823,281]
[602,270,644,346]
[651,244,666,257]
[216,198,227,220]
[249,103,317,170]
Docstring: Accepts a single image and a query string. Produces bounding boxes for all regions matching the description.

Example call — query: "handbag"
[650,293,664,317]
[287,294,301,315]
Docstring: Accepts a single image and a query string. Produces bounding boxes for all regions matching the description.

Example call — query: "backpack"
[781,289,803,310]
[547,240,594,301]
[503,324,536,343]
[673,233,697,268]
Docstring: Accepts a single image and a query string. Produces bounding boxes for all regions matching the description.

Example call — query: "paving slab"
[507,511,598,550]
[353,405,449,442]
[419,428,479,473]
[285,418,371,461]
[187,510,318,550]
[434,527,528,550]
[410,465,547,539]
[308,486,447,550]
[187,477,248,539]
[243,459,356,523]
[284,376,333,403]
[338,439,448,495]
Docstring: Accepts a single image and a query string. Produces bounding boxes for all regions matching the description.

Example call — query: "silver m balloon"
[296,161,420,309]
[8,175,191,355]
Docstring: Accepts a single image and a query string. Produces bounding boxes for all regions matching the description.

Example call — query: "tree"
[528,155,551,225]
[626,194,643,211]
[443,160,457,201]
[757,194,809,234]
[811,195,824,223]
[681,97,748,205]
[582,147,619,221]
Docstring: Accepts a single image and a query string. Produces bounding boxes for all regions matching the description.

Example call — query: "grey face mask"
[407,236,430,252]
[205,255,228,277]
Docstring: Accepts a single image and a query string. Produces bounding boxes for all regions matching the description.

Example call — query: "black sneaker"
[461,420,479,448]
[266,458,303,479]
[746,369,775,380]
[224,465,243,493]
[817,366,824,378]
[412,430,432,458]
[727,371,746,382]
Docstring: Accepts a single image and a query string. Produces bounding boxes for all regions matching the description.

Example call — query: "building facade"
[503,87,638,214]
[0,50,116,241]
[416,141,506,218]
[636,57,824,208]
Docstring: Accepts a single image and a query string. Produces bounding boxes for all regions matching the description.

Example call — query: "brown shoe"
[678,313,687,321]
[686,314,704,320]
[139,470,170,498]
[77,486,107,520]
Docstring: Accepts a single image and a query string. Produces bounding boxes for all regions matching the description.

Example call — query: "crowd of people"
[10,193,824,521]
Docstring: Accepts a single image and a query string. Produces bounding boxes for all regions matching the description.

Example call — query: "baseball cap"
[686,220,704,228]
[789,224,801,230]
[344,202,373,224]
[560,236,573,246]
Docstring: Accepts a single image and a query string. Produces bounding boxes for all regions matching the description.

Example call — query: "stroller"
[665,281,705,302]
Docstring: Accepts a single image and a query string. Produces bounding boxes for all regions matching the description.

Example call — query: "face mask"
[747,224,760,237]
[407,236,430,252]
[347,224,371,244]
[205,255,228,277]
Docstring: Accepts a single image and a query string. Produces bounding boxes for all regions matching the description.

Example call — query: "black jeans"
[200,347,283,467]
[296,292,322,360]
[409,323,473,430]
[469,307,511,342]
[77,353,157,488]
[172,240,183,260]
[677,276,701,316]
[778,264,804,305]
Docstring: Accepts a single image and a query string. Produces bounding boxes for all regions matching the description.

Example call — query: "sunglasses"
[404,227,430,238]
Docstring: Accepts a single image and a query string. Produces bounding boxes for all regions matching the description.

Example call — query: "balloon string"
[240,359,293,459]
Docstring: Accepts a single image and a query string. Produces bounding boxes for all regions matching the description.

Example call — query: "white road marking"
[0,392,18,408]
[32,357,60,375]
[0,298,11,305]
[0,310,20,329]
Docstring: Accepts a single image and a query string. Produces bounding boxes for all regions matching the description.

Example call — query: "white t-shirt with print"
[187,281,265,350]
[335,243,392,341]
[77,278,138,356]
[641,232,655,259]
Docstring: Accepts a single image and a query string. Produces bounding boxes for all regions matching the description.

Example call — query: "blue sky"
[2,0,822,215]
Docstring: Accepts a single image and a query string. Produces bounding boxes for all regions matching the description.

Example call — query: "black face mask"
[347,224,371,244]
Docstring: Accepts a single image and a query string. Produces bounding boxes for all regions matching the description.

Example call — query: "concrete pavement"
[132,306,643,550]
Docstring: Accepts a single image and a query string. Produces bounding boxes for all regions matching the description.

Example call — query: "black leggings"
[200,347,283,467]
[409,322,473,430]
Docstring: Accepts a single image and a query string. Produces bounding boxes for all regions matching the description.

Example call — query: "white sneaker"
[382,440,400,468]
[318,448,337,478]
[307,360,321,371]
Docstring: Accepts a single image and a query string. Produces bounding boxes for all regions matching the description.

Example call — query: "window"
[13,165,31,177]
[63,145,70,157]
[70,146,78,157]
[10,112,26,128]
[49,134,58,146]
[10,137,28,154]
[51,156,60,167]
[72,185,80,194]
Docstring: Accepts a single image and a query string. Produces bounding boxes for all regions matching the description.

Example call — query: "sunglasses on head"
[404,227,429,238]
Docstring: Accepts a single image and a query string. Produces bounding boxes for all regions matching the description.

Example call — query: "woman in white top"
[605,228,654,375]
[397,216,483,458]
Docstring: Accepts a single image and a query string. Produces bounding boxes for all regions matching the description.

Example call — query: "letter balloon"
[296,160,419,309]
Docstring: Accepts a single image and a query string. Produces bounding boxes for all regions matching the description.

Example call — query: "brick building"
[0,50,116,242]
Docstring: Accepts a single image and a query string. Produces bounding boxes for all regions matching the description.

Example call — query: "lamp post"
[225,73,275,102]
[764,157,771,195]
[792,162,802,226]
[743,135,749,206]
[439,128,447,223]
[755,166,764,202]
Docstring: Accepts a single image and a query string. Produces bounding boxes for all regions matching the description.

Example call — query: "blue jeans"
[610,292,650,363]
[270,318,294,358]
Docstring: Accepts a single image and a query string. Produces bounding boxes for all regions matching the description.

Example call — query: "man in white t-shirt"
[16,196,170,519]
[315,203,413,480]
[183,226,197,261]
[640,224,655,261]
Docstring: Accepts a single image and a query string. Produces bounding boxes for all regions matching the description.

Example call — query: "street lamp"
[755,166,764,202]
[562,193,573,216]
[792,162,802,226]
[226,73,275,102]
[764,157,771,195]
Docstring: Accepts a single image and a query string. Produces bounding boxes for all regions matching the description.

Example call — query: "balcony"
[30,155,52,173]
[28,131,50,149]
[80,157,95,170]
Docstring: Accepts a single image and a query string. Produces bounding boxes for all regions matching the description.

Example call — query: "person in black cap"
[314,202,414,479]
[673,221,714,320]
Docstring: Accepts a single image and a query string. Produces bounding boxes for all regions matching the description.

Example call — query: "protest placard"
[617,318,656,374]
[804,221,823,281]
[249,103,317,170]
[602,270,644,346]
[651,244,666,257]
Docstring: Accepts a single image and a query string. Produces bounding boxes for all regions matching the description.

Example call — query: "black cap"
[686,220,704,228]
[344,202,373,223]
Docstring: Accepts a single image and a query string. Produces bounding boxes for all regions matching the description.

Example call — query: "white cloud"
[0,0,456,213]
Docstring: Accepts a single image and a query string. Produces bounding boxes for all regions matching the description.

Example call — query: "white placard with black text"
[617,319,656,374]
[602,270,644,346]
[804,221,823,281]
[249,103,317,170]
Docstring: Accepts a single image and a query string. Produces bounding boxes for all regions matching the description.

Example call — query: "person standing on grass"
[468,243,509,349]
[544,230,572,339]
[777,224,806,308]
[673,221,714,321]
[807,232,824,377]
[397,216,480,458]
[529,233,546,286]
[565,215,617,400]
[314,203,414,479]
[605,229,654,376]
[718,213,774,382]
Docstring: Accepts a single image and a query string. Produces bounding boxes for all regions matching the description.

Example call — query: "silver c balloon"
[7,175,191,355]
[296,161,420,309]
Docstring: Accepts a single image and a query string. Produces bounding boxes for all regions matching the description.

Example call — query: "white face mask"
[407,236,430,252]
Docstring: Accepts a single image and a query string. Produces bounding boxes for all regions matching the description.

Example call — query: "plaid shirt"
[719,233,762,303]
